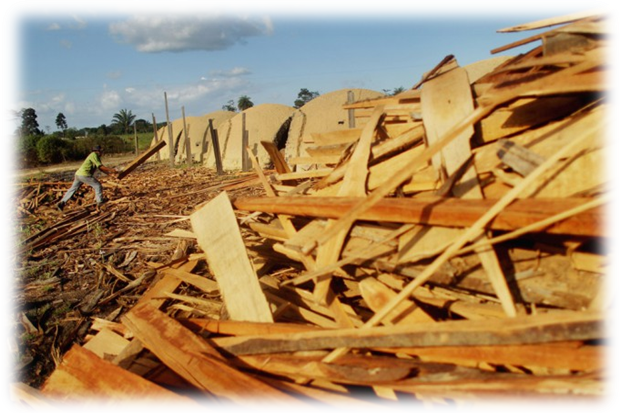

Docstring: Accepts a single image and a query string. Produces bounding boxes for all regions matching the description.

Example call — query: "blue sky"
[8,1,608,133]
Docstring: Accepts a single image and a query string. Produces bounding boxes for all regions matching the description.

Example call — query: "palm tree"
[112,109,136,134]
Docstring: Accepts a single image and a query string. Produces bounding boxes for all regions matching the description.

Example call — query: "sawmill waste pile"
[11,11,609,409]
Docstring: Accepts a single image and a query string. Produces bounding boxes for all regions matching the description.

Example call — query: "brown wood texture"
[233,196,604,237]
[117,139,167,179]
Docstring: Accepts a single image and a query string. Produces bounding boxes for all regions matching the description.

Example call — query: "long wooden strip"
[117,139,167,179]
[122,302,297,403]
[190,191,273,322]
[423,64,517,317]
[233,196,603,237]
[497,11,602,32]
[10,383,56,408]
[40,344,194,402]
[212,311,603,356]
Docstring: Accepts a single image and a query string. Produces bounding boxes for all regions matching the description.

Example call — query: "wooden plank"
[122,302,295,403]
[359,278,434,324]
[260,140,292,174]
[190,191,273,322]
[313,106,383,309]
[311,128,362,145]
[497,11,602,32]
[117,139,167,179]
[10,383,56,408]
[41,344,193,402]
[213,311,603,356]
[385,342,602,371]
[161,268,219,293]
[179,317,325,336]
[276,169,332,181]
[233,196,604,238]
[258,376,378,406]
[82,328,130,360]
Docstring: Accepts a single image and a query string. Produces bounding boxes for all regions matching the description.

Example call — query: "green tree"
[237,95,254,111]
[111,108,136,134]
[222,100,237,112]
[55,113,68,135]
[382,86,406,96]
[20,108,42,137]
[294,88,320,108]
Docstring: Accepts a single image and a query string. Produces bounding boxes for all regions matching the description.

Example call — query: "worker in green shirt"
[57,145,118,211]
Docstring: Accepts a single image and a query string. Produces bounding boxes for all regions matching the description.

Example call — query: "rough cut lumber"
[233,196,603,238]
[41,344,194,402]
[117,139,167,179]
[359,277,434,324]
[497,11,603,32]
[9,383,71,413]
[383,342,603,372]
[191,191,273,322]
[213,311,603,356]
[122,302,296,404]
[260,140,291,174]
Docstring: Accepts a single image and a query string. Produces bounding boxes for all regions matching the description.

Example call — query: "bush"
[36,136,67,164]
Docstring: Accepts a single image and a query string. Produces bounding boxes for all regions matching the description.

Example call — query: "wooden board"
[213,311,603,356]
[117,139,166,179]
[10,383,55,408]
[497,11,602,32]
[41,344,193,402]
[190,191,273,322]
[122,302,294,403]
[233,196,604,238]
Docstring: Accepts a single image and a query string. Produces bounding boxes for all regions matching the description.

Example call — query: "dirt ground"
[11,160,263,388]
[14,153,138,180]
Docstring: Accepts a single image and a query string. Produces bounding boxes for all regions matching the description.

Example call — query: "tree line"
[16,87,404,168]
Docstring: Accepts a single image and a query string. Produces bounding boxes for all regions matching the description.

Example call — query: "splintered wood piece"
[82,328,130,360]
[41,344,193,402]
[213,311,603,356]
[313,105,385,310]
[497,11,603,32]
[382,342,603,372]
[122,302,295,404]
[9,383,72,413]
[258,376,378,406]
[190,191,273,323]
[233,196,603,238]
[359,278,434,325]
[117,139,167,179]
[162,268,219,293]
[260,140,292,174]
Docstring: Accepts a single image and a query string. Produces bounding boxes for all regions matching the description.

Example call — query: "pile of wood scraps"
[12,12,609,407]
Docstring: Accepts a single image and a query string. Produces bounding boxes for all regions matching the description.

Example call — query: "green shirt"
[76,152,103,177]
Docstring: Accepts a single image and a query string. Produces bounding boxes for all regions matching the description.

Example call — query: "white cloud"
[109,15,273,53]
[47,23,61,31]
[208,67,251,77]
[99,89,122,111]
[59,39,72,49]
[70,15,87,30]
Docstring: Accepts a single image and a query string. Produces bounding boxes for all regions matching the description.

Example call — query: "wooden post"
[164,92,175,167]
[241,112,250,171]
[133,123,138,156]
[182,106,192,166]
[152,113,160,161]
[347,90,356,128]
[209,119,224,175]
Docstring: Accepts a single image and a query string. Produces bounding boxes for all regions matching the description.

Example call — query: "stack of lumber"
[14,12,608,407]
